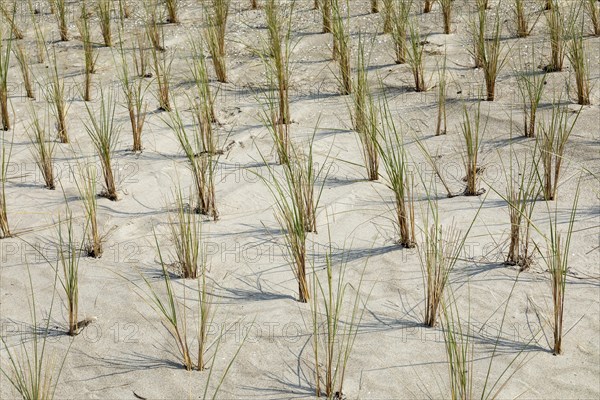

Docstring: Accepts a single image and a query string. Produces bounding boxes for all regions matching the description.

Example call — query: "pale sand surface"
[1,1,599,399]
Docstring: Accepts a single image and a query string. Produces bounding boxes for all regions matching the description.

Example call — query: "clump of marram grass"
[119,0,131,20]
[117,39,148,152]
[545,1,565,72]
[460,101,486,196]
[259,132,330,301]
[78,0,98,102]
[309,241,369,399]
[145,0,165,52]
[505,162,538,270]
[84,90,121,201]
[513,0,537,37]
[167,107,219,220]
[165,0,180,23]
[496,132,541,270]
[74,164,103,258]
[251,0,259,10]
[151,46,173,111]
[97,0,112,47]
[390,0,412,64]
[189,36,216,125]
[566,17,591,105]
[331,0,352,95]
[264,0,293,125]
[441,281,529,399]
[439,0,453,34]
[204,0,230,83]
[0,1,24,40]
[134,233,213,371]
[0,266,68,400]
[57,210,84,336]
[55,0,69,41]
[46,50,69,143]
[436,54,447,135]
[320,0,332,33]
[468,2,486,69]
[133,30,150,77]
[28,5,46,63]
[586,0,600,35]
[537,100,580,201]
[423,0,433,13]
[382,0,394,33]
[0,129,11,238]
[169,187,204,279]
[377,95,416,248]
[417,195,478,327]
[352,35,379,181]
[480,7,508,101]
[544,183,579,355]
[516,50,546,138]
[0,28,11,131]
[259,88,290,164]
[371,0,379,13]
[407,18,427,92]
[27,106,56,190]
[13,42,35,99]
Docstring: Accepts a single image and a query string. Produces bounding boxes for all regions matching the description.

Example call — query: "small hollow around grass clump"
[27,105,56,190]
[84,90,121,201]
[309,241,369,398]
[460,102,487,196]
[537,100,580,201]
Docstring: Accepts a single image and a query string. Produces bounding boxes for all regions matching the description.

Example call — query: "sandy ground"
[1,1,599,399]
